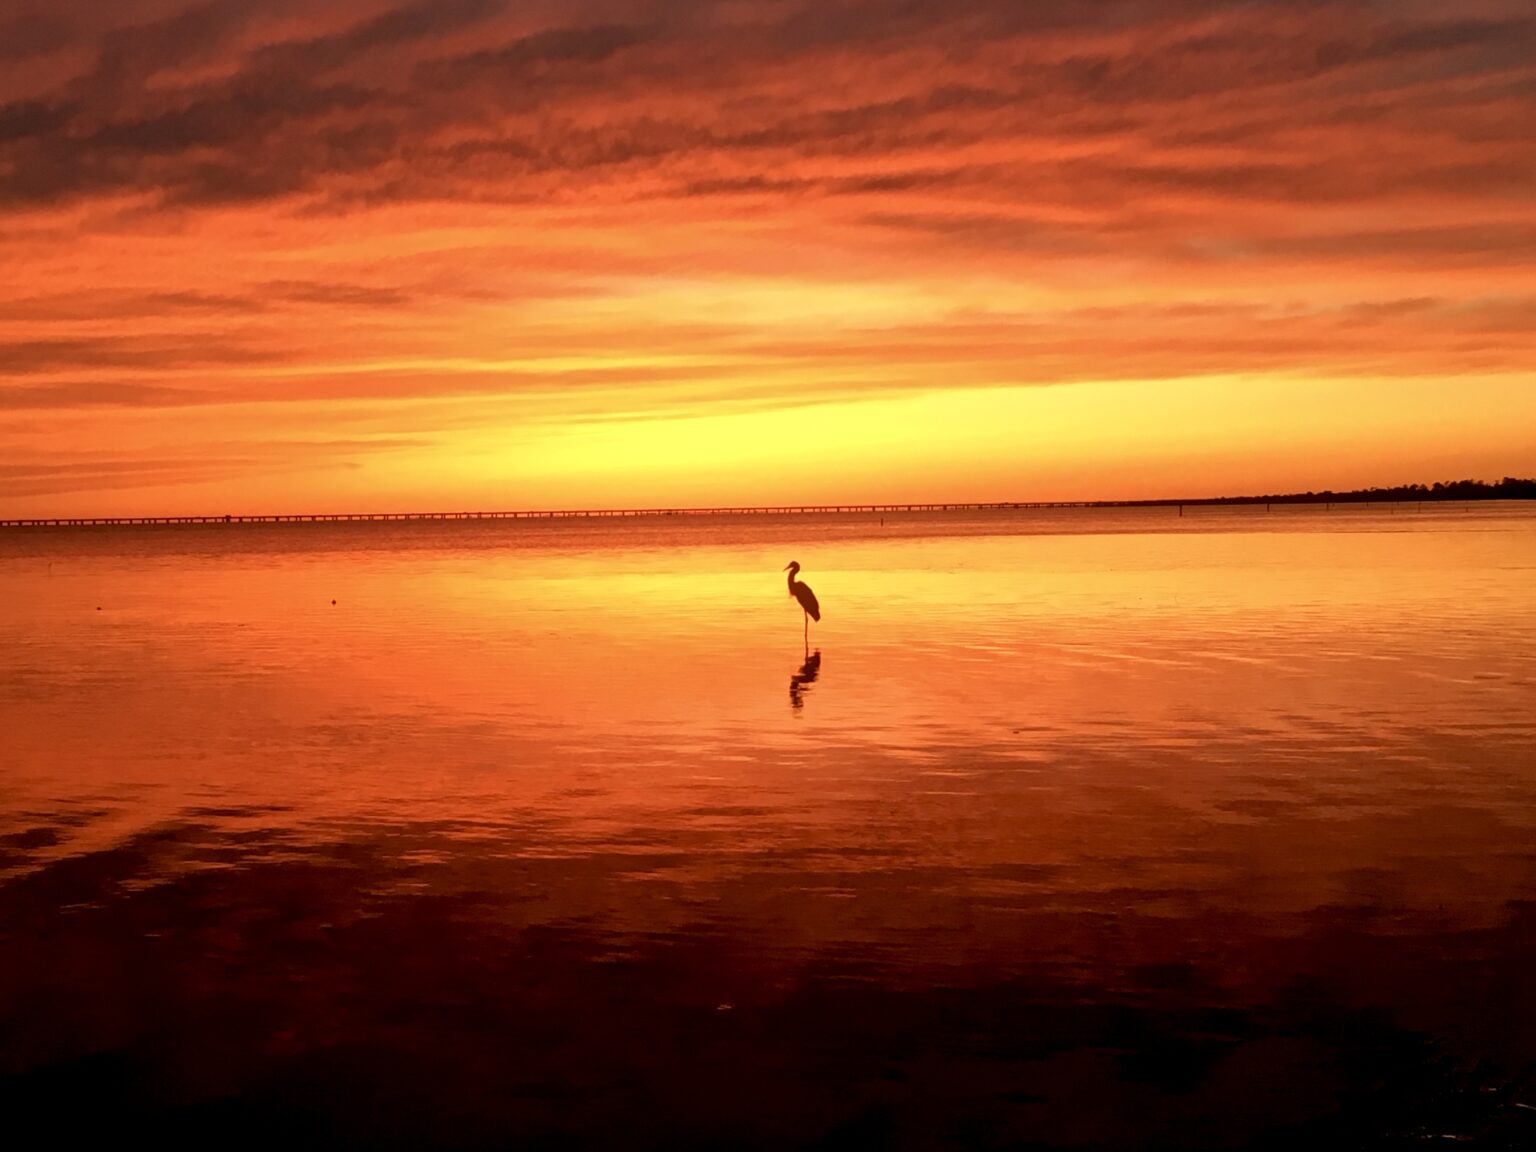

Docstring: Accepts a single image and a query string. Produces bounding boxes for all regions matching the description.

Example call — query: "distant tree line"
[1167,476,1536,506]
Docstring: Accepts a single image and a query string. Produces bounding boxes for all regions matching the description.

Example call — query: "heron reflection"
[789,649,822,711]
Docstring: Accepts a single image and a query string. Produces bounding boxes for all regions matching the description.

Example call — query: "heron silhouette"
[783,561,821,650]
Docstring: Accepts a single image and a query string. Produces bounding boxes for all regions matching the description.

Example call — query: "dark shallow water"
[3,505,1535,1148]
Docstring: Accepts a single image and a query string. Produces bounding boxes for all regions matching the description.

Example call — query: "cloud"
[413,21,652,88]
[0,0,1528,214]
[265,280,413,308]
[0,381,213,410]
[0,434,434,500]
[0,336,281,375]
[0,100,77,144]
[1255,225,1536,266]
[0,281,415,323]
[0,456,263,499]
[0,12,75,61]
[2,1,1534,511]
[7,292,1533,422]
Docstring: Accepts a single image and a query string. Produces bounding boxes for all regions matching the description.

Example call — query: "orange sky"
[2,0,1534,515]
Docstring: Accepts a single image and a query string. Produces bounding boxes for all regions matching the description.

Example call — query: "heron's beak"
[782,563,793,571]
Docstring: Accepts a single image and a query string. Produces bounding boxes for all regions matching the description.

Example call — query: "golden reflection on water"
[5,507,1533,895]
[3,506,1536,1144]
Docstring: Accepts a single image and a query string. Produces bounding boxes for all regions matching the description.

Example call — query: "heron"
[783,561,821,648]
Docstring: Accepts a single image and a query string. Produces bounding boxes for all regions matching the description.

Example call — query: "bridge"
[0,502,1110,528]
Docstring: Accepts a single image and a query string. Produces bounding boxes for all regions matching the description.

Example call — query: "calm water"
[3,504,1535,1149]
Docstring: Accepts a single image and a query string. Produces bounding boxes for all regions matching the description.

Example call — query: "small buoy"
[331,599,336,605]
[96,606,102,611]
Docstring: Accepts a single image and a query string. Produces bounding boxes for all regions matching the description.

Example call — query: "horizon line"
[3,478,1532,528]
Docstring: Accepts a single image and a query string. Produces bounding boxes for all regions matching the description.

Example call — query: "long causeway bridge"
[0,502,1108,528]
[0,495,1471,528]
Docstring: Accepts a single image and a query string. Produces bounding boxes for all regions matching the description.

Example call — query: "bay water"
[2,503,1534,1148]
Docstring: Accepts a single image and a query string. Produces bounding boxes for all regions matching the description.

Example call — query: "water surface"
[3,504,1534,1148]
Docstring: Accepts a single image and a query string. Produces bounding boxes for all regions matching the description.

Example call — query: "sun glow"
[2,1,1533,516]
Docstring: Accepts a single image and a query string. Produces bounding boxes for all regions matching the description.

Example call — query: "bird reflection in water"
[789,649,822,711]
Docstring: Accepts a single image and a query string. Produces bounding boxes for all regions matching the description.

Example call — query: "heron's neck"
[786,567,798,591]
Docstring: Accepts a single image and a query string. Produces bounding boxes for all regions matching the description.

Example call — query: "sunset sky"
[2,0,1534,516]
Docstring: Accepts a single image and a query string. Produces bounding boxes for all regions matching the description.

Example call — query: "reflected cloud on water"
[4,807,1536,1148]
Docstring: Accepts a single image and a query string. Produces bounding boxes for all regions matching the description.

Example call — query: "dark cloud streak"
[0,336,281,375]
[1,0,1531,216]
[0,12,75,61]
